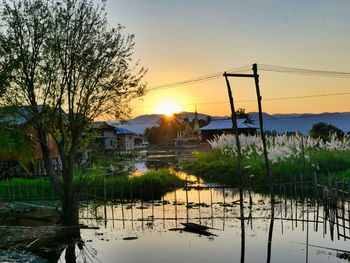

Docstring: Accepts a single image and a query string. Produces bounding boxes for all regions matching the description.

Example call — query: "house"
[198,118,258,141]
[116,128,135,151]
[91,121,118,153]
[89,122,136,154]
[0,107,60,177]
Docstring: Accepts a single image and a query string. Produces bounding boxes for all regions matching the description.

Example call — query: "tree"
[0,0,145,225]
[309,122,344,141]
[144,114,186,147]
[235,108,253,123]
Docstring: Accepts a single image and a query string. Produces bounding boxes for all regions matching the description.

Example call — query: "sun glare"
[155,100,183,116]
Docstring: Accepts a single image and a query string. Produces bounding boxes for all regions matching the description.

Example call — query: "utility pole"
[224,65,273,193]
[252,63,273,195]
[224,72,244,191]
[223,72,245,263]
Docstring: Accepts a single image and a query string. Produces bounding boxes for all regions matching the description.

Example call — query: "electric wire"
[258,64,350,78]
[146,64,350,93]
[134,91,350,109]
[147,65,251,91]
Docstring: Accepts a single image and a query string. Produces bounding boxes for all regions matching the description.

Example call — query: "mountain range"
[109,111,350,135]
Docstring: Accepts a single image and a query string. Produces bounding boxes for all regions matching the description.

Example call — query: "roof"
[91,121,115,129]
[116,127,135,135]
[198,119,258,131]
[0,106,44,125]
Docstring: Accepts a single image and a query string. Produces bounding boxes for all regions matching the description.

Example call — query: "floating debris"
[123,237,138,241]
[168,222,218,237]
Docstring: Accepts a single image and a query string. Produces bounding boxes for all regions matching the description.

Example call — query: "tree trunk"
[60,187,79,226]
[60,163,79,226]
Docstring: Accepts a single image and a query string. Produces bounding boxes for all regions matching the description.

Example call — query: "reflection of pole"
[223,187,226,230]
[186,188,189,223]
[198,189,201,225]
[240,195,245,263]
[186,174,189,223]
[267,199,274,263]
[175,190,178,226]
[162,195,165,229]
[210,188,214,228]
[306,196,309,263]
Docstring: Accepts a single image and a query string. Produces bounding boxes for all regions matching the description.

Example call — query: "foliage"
[144,114,185,147]
[235,108,253,123]
[0,0,146,224]
[309,122,344,141]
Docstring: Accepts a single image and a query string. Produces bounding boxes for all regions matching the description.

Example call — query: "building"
[0,107,60,177]
[90,122,137,154]
[91,121,118,152]
[116,128,135,151]
[198,118,258,141]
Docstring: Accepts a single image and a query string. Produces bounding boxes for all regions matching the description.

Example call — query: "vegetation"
[144,113,211,147]
[0,169,185,201]
[144,114,191,147]
[0,0,145,225]
[184,133,350,185]
[309,122,344,141]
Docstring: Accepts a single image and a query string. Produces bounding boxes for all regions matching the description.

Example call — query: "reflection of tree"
[26,227,101,263]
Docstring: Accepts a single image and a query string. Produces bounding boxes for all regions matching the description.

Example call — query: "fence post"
[104,176,107,202]
[7,178,10,199]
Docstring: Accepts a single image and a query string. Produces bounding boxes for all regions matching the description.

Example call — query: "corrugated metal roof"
[0,106,44,125]
[116,127,135,134]
[198,119,258,131]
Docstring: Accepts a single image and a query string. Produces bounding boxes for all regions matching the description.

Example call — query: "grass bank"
[0,169,185,201]
[183,150,350,185]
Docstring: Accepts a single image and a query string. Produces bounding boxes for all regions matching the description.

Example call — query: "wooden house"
[0,107,60,178]
[91,121,118,153]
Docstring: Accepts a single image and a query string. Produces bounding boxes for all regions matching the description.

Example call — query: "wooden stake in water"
[7,178,10,199]
[104,177,107,202]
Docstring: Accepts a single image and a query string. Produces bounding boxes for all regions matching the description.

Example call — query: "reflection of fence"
[74,180,350,243]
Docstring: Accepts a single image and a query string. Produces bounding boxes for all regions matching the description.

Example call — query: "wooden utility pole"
[252,63,273,194]
[224,64,273,194]
[224,72,245,263]
[224,72,244,190]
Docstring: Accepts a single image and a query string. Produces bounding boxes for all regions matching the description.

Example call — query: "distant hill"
[108,111,350,135]
[249,112,350,134]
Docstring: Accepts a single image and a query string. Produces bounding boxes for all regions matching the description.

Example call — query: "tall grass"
[184,133,350,185]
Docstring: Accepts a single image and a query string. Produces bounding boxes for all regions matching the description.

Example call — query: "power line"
[145,64,350,93]
[147,65,251,92]
[259,64,350,78]
[134,91,350,109]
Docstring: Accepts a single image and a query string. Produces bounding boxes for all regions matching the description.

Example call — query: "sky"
[103,0,350,117]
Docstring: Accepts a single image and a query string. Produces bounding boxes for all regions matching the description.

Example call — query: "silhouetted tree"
[309,122,344,141]
[0,0,145,225]
[235,108,253,123]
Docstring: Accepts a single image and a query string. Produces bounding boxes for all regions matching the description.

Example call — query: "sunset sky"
[105,0,350,117]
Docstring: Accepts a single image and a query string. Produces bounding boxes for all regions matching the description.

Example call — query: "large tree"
[0,0,146,225]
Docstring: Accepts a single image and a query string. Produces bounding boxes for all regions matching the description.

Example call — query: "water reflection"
[8,181,350,263]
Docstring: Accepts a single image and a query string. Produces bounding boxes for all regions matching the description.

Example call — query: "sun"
[155,100,183,116]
